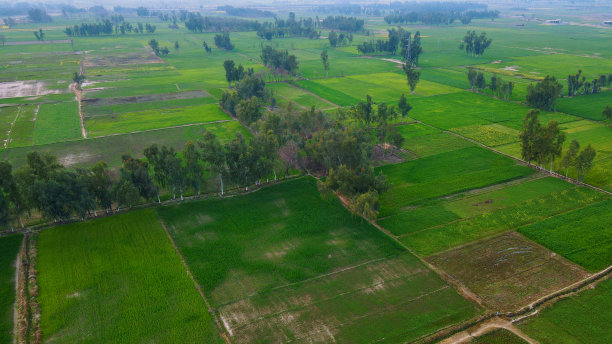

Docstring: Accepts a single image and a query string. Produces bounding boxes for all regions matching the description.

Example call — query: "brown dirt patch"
[83,51,163,67]
[427,231,589,312]
[0,81,62,99]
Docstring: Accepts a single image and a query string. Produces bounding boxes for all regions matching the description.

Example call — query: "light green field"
[557,91,612,122]
[34,102,82,145]
[37,211,223,343]
[84,103,231,137]
[268,82,336,109]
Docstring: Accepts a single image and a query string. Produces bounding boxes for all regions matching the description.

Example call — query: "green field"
[557,91,612,122]
[518,199,612,271]
[158,177,479,343]
[0,234,22,344]
[518,278,612,344]
[37,211,222,343]
[34,102,82,145]
[470,329,528,344]
[377,146,534,217]
[84,103,231,137]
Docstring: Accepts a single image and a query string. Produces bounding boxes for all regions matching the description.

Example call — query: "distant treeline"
[314,1,486,16]
[257,13,319,40]
[385,9,499,25]
[64,20,156,36]
[185,12,261,32]
[320,16,365,32]
[218,5,275,18]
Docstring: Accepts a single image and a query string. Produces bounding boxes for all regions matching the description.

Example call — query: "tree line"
[184,13,261,33]
[218,6,275,18]
[467,68,514,100]
[260,46,300,76]
[256,13,319,40]
[357,27,423,62]
[567,70,611,96]
[214,31,234,50]
[320,16,365,32]
[520,110,595,180]
[459,31,492,57]
[385,9,498,25]
[65,21,156,36]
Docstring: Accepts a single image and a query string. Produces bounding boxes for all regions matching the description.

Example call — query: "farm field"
[518,278,612,344]
[469,329,528,344]
[0,234,22,344]
[158,177,479,343]
[427,231,588,311]
[36,211,222,343]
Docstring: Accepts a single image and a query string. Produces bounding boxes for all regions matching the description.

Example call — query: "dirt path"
[3,106,21,148]
[440,317,538,344]
[70,83,87,139]
[158,219,232,344]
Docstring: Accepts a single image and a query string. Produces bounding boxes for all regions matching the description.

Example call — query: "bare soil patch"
[83,51,163,67]
[82,90,209,105]
[427,231,589,312]
[0,81,62,99]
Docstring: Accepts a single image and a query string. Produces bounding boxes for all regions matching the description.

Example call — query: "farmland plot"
[158,178,479,343]
[37,211,222,343]
[428,232,588,312]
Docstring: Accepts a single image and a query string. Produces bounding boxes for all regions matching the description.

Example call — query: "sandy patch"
[0,81,62,99]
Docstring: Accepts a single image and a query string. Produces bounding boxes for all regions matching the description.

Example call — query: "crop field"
[34,102,82,144]
[518,199,612,271]
[377,146,534,217]
[158,178,479,343]
[268,82,337,109]
[396,123,475,157]
[84,103,230,137]
[470,329,528,344]
[428,232,588,311]
[557,91,612,122]
[0,234,22,344]
[518,277,612,344]
[36,211,222,343]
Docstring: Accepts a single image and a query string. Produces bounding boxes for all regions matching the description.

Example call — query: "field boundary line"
[158,218,232,344]
[415,120,612,195]
[284,81,341,108]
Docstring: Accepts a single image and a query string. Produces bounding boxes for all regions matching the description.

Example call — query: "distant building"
[546,19,561,24]
[603,21,612,25]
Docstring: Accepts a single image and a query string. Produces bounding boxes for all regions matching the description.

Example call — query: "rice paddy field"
[157,177,479,343]
[36,211,222,343]
[0,5,611,343]
[0,234,22,344]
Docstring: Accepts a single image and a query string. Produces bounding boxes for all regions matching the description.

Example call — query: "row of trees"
[384,10,498,25]
[357,27,423,61]
[28,8,52,23]
[256,13,319,40]
[520,110,596,180]
[567,70,612,96]
[320,16,365,32]
[526,76,563,111]
[260,46,300,75]
[328,31,354,47]
[218,6,275,18]
[148,39,169,56]
[184,13,261,33]
[467,69,514,99]
[64,21,156,36]
[459,31,492,57]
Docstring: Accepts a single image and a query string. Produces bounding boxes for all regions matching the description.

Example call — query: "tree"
[120,154,157,202]
[467,68,477,90]
[603,105,612,120]
[72,72,85,89]
[526,76,563,111]
[236,96,262,124]
[349,190,380,220]
[174,40,180,51]
[328,31,338,47]
[223,60,236,87]
[459,31,492,57]
[519,110,541,164]
[183,141,205,195]
[28,8,52,23]
[83,161,113,215]
[114,179,140,211]
[403,63,421,93]
[33,29,44,41]
[574,145,596,181]
[560,139,580,176]
[475,72,486,90]
[199,131,227,195]
[537,120,566,171]
[148,39,160,55]
[397,94,412,120]
[202,41,212,53]
[320,50,330,77]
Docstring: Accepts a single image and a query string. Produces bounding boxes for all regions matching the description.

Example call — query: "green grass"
[268,82,335,109]
[402,186,607,256]
[37,210,222,343]
[518,199,612,271]
[0,234,22,344]
[295,79,360,106]
[157,177,478,342]
[377,147,534,217]
[34,102,82,145]
[8,105,37,147]
[83,97,217,116]
[518,278,612,344]
[557,91,612,122]
[84,103,231,137]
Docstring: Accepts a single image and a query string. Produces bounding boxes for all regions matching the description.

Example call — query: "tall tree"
[519,110,541,164]
[223,60,236,87]
[183,141,205,195]
[526,75,563,111]
[403,63,421,93]
[397,93,412,120]
[199,131,227,195]
[560,139,580,176]
[537,120,566,171]
[574,145,596,181]
[320,50,330,77]
[603,105,612,120]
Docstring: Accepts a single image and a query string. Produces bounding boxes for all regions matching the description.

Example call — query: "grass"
[34,102,82,145]
[157,177,478,343]
[83,97,217,116]
[8,105,37,147]
[0,234,22,344]
[518,278,612,344]
[518,199,612,271]
[84,103,231,137]
[401,186,607,256]
[557,91,612,122]
[295,79,361,106]
[37,210,223,343]
[268,82,335,109]
[377,147,534,217]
